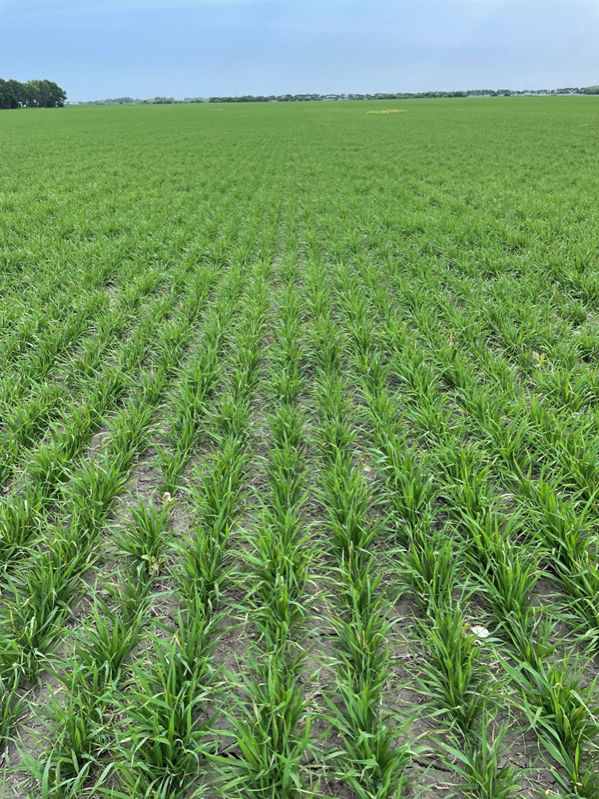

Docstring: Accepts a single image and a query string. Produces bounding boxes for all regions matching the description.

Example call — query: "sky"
[1,0,598,101]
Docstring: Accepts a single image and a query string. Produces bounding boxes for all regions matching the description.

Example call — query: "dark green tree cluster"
[142,96,177,104]
[0,78,66,109]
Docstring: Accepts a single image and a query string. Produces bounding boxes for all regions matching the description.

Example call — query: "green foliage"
[1,98,599,799]
[0,76,66,108]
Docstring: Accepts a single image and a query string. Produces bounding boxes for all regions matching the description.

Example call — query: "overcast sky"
[1,0,598,101]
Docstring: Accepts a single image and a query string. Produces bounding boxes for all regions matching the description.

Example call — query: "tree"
[5,79,24,108]
[0,77,66,108]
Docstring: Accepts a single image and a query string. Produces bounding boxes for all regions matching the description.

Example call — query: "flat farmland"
[1,97,599,798]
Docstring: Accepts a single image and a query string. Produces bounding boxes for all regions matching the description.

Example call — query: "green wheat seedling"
[3,97,599,799]
[0,268,169,487]
[1,268,217,762]
[113,624,216,798]
[415,600,489,736]
[0,493,42,567]
[504,654,599,797]
[344,252,596,680]
[155,268,244,495]
[400,526,458,608]
[0,676,23,762]
[39,268,269,791]
[0,527,93,682]
[306,267,412,798]
[0,266,207,580]
[215,651,313,799]
[107,263,274,796]
[328,262,522,793]
[438,719,521,799]
[114,502,170,580]
[216,271,315,798]
[14,520,159,791]
[429,443,597,791]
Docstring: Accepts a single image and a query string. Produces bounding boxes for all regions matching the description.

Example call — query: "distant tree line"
[83,96,183,105]
[208,86,599,103]
[0,78,66,109]
[208,93,334,103]
[80,96,204,106]
[76,85,599,107]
